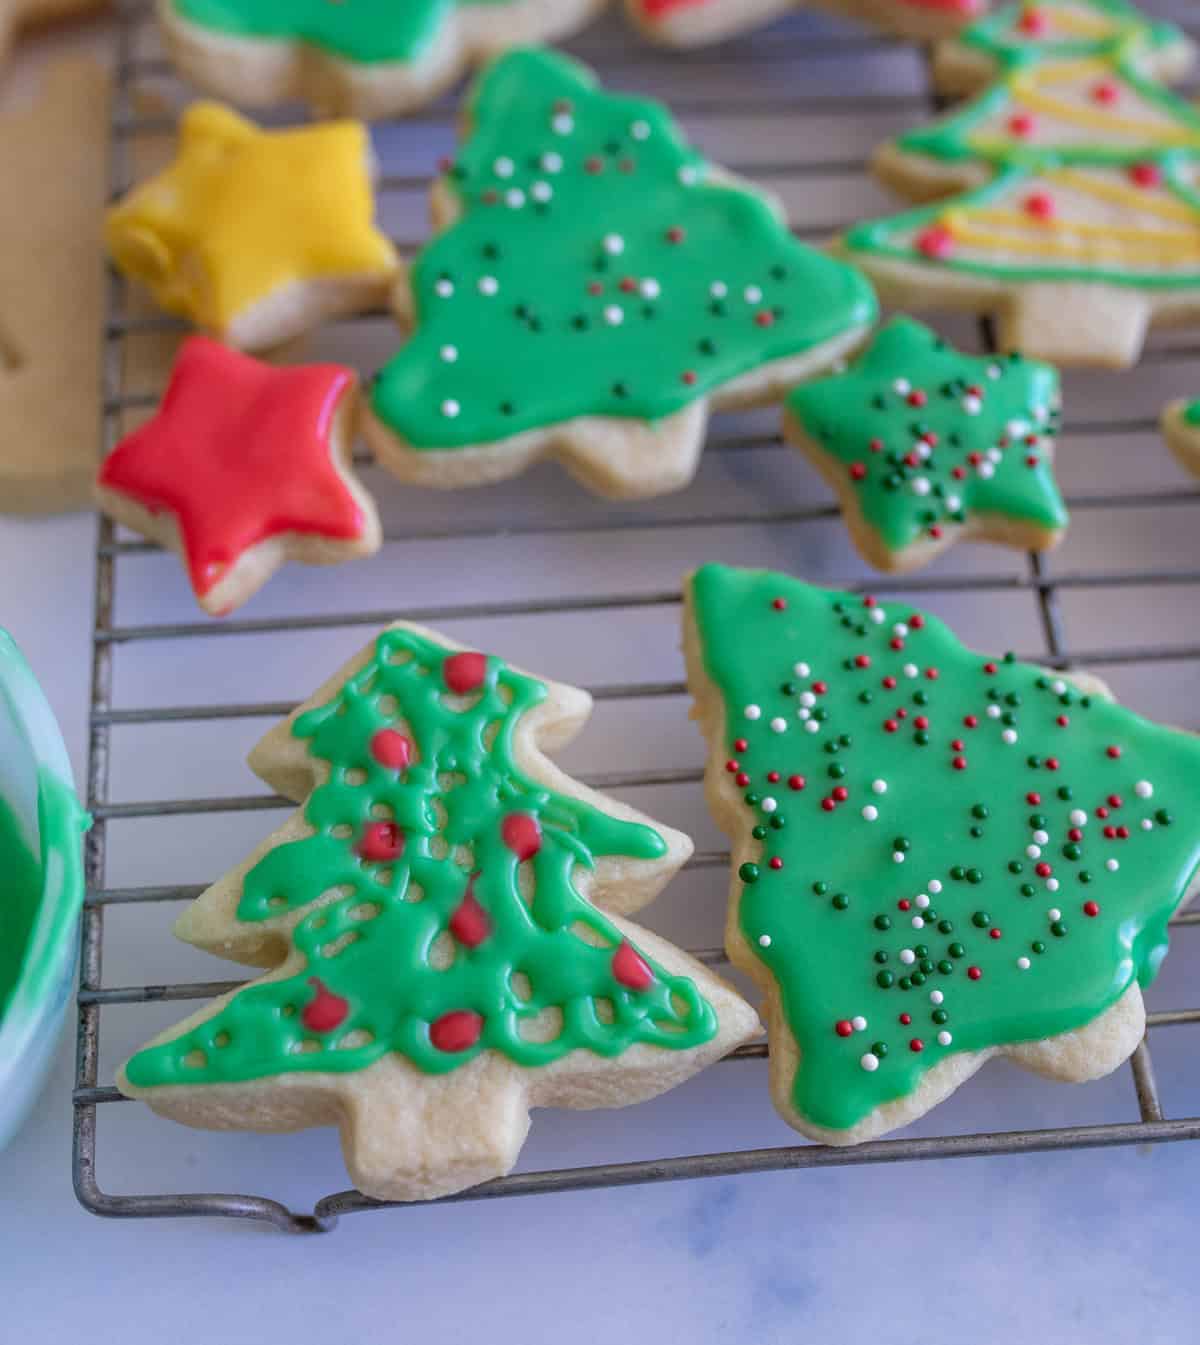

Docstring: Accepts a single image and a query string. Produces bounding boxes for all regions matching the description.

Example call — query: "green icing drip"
[125,627,716,1089]
[960,0,1185,67]
[690,563,1200,1133]
[1183,399,1200,426]
[173,0,510,64]
[369,48,877,450]
[0,794,42,1021]
[787,317,1068,552]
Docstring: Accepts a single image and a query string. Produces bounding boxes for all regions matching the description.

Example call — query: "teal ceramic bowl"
[0,631,87,1154]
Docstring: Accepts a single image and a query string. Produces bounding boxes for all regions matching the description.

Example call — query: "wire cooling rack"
[73,0,1200,1233]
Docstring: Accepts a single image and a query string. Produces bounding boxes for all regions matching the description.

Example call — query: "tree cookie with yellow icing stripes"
[158,0,609,120]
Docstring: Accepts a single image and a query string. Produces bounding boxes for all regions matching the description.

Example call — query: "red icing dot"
[1045,757,1060,771]
[832,786,849,802]
[952,757,968,771]
[835,1019,854,1037]
[883,676,897,689]
[370,729,412,771]
[900,1013,912,1025]
[772,597,787,611]
[952,466,967,480]
[1068,828,1083,842]
[813,681,828,695]
[1129,161,1161,188]
[898,898,912,911]
[587,280,604,296]
[788,775,806,791]
[358,822,403,863]
[964,715,978,728]
[909,614,925,629]
[1057,715,1069,727]
[734,738,748,752]
[502,812,542,860]
[890,637,905,651]
[1096,805,1109,819]
[769,856,784,870]
[302,977,349,1033]
[951,739,965,751]
[754,311,776,328]
[1023,191,1055,219]
[855,654,871,669]
[666,226,685,243]
[907,390,928,407]
[681,370,697,385]
[1108,794,1122,808]
[869,437,884,453]
[896,708,909,720]
[450,874,491,948]
[821,797,836,812]
[914,715,930,730]
[1025,455,1039,467]
[1008,113,1035,137]
[1036,862,1052,877]
[910,1038,925,1052]
[862,596,876,608]
[1091,80,1118,104]
[612,940,654,991]
[443,651,487,694]
[619,276,637,292]
[1117,825,1130,839]
[725,759,740,773]
[1106,745,1122,759]
[1027,793,1041,804]
[884,719,899,733]
[585,156,604,174]
[1018,8,1047,34]
[967,966,982,981]
[983,661,998,675]
[989,928,1002,940]
[430,1010,484,1053]
[1083,901,1100,917]
[767,770,781,783]
[1103,825,1117,839]
[916,225,954,259]
[850,462,868,480]
[736,771,750,787]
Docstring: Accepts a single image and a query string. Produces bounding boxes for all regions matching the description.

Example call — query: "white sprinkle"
[861,1052,879,1072]
[893,851,906,864]
[1027,844,1042,859]
[441,399,460,418]
[744,285,763,304]
[916,893,930,909]
[1017,956,1031,970]
[799,691,817,708]
[862,805,879,821]
[631,119,651,140]
[504,188,525,208]
[1070,809,1087,826]
[903,663,918,679]
[439,344,458,363]
[602,233,625,255]
[987,705,1002,719]
[1048,908,1062,921]
[912,477,931,497]
[1142,818,1154,831]
[603,305,624,326]
[805,720,820,734]
[963,395,983,415]
[1051,679,1067,694]
[1033,829,1049,845]
[1002,729,1018,744]
[744,704,761,721]
[916,442,932,461]
[678,165,699,185]
[852,1016,867,1031]
[912,916,925,929]
[1135,780,1154,799]
[758,933,772,947]
[769,716,787,734]
[978,461,996,479]
[530,180,553,202]
[987,447,1003,463]
[1106,858,1119,871]
[937,1030,953,1047]
[930,990,944,1005]
[1047,878,1060,892]
[793,661,811,678]
[1007,419,1029,438]
[870,608,886,624]
[1035,405,1049,422]
[434,279,454,298]
[494,156,514,178]
[946,495,962,512]
[710,281,728,298]
[551,113,574,135]
[893,378,911,396]
[541,151,563,173]
[761,797,777,814]
[987,363,1002,379]
[892,623,909,639]
[872,779,888,795]
[797,707,811,721]
[900,948,916,965]
[640,278,661,299]
[478,275,499,296]
[929,880,943,895]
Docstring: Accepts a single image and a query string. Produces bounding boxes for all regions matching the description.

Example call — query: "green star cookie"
[785,317,1068,571]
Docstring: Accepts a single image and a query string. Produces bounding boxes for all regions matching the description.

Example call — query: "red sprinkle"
[855,654,871,668]
[666,226,685,243]
[989,928,1002,940]
[1008,112,1035,137]
[1046,757,1060,771]
[443,651,488,694]
[612,940,654,991]
[1108,793,1122,807]
[964,715,979,729]
[754,311,775,328]
[821,798,836,812]
[771,597,787,611]
[910,1038,925,1052]
[983,661,998,675]
[967,966,982,981]
[898,899,912,911]
[907,390,928,408]
[681,370,697,385]
[767,770,780,783]
[1091,80,1118,104]
[836,1020,854,1037]
[736,772,750,787]
[788,775,806,791]
[358,822,403,863]
[1027,792,1041,804]
[883,676,898,690]
[725,759,739,773]
[914,715,930,730]
[769,856,784,870]
[1106,745,1122,759]
[1036,862,1052,877]
[302,978,349,1034]
[1129,161,1162,188]
[1023,191,1055,219]
[1018,8,1047,34]
[952,757,967,771]
[1083,901,1100,918]
[370,729,412,771]
[450,875,491,948]
[916,226,954,259]
[585,156,604,174]
[884,719,899,733]
[869,438,884,453]
[1068,828,1083,842]
[813,681,828,695]
[850,462,867,480]
[502,812,542,861]
[832,786,849,802]
[1057,715,1069,727]
[430,1010,484,1053]
[900,1013,912,1025]
[909,614,925,629]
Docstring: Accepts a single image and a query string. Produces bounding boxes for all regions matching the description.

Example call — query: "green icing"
[690,563,1200,1133]
[125,627,717,1089]
[959,0,1185,67]
[0,794,42,1021]
[1183,399,1200,426]
[787,317,1068,554]
[369,48,877,450]
[172,0,510,64]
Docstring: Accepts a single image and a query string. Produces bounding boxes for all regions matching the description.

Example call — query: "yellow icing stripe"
[963,208,1200,248]
[1044,167,1199,223]
[943,216,1200,262]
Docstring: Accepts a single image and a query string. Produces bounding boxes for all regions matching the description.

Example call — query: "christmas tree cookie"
[160,0,608,120]
[118,623,758,1201]
[684,563,1200,1144]
[95,337,381,616]
[932,0,1194,98]
[624,0,986,48]
[105,102,398,352]
[363,48,877,499]
[784,317,1067,571]
[1160,397,1200,479]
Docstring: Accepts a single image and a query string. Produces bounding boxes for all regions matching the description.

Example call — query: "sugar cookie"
[1160,397,1200,479]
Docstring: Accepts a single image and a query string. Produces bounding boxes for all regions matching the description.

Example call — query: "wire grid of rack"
[73,0,1200,1233]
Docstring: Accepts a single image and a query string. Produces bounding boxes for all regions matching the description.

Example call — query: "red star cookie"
[96,336,381,615]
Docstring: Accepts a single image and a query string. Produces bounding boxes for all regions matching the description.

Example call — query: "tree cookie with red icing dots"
[363,47,877,499]
[624,0,986,49]
[684,563,1200,1144]
[95,337,381,616]
[118,622,758,1202]
[784,317,1068,572]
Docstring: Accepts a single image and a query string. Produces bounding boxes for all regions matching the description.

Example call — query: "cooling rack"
[73,0,1200,1233]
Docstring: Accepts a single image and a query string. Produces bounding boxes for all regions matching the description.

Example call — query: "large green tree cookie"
[685,564,1200,1143]
[119,624,756,1201]
[785,317,1068,571]
[364,47,877,498]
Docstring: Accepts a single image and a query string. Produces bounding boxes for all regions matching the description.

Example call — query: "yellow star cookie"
[105,102,399,351]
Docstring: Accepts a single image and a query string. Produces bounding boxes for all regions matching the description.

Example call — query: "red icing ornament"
[1023,192,1055,220]
[443,651,488,694]
[302,977,349,1033]
[430,1010,484,1053]
[358,822,403,862]
[1129,162,1161,188]
[1017,7,1047,34]
[502,812,542,861]
[1091,80,1118,104]
[612,940,654,991]
[1008,113,1035,137]
[916,225,954,259]
[450,873,491,947]
[370,729,412,771]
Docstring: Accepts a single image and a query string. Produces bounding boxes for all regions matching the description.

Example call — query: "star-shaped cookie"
[95,337,381,615]
[161,0,609,118]
[785,317,1069,571]
[105,102,398,352]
